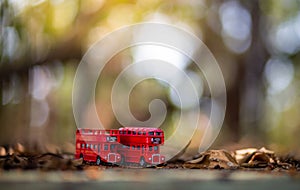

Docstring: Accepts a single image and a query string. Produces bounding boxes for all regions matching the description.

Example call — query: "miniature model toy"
[75,127,165,166]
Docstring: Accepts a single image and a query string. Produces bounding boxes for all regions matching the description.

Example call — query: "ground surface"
[1,146,300,189]
[1,168,300,190]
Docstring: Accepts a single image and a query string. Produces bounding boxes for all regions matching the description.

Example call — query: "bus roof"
[76,128,119,134]
[119,127,163,132]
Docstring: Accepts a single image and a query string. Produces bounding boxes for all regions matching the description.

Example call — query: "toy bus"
[75,128,122,165]
[75,127,165,166]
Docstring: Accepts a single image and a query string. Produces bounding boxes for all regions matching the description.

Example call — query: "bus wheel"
[139,157,146,167]
[120,156,125,166]
[96,156,101,165]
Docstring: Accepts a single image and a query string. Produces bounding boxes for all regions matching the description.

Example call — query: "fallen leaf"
[184,150,239,169]
[234,147,276,168]
[0,147,6,156]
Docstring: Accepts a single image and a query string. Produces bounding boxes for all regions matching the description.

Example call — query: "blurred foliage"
[0,0,300,154]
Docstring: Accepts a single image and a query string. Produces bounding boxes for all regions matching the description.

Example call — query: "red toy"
[75,127,165,166]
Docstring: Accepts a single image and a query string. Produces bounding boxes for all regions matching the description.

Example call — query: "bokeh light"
[1,0,300,154]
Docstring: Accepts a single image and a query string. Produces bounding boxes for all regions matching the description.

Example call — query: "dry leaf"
[0,147,6,156]
[234,147,276,168]
[14,143,25,154]
[184,150,239,169]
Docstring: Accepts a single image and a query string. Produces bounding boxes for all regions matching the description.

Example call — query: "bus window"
[156,132,161,136]
[86,144,89,148]
[132,146,135,150]
[143,131,146,135]
[81,144,85,149]
[104,144,108,150]
[154,146,158,151]
[122,145,127,149]
[149,146,153,151]
[94,145,97,149]
[119,131,123,134]
[148,131,154,135]
[128,131,131,135]
[138,131,142,135]
[137,145,140,150]
[132,131,136,135]
[110,144,115,150]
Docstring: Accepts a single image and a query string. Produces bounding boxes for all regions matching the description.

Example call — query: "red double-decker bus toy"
[75,127,165,166]
[119,127,164,145]
[75,129,122,165]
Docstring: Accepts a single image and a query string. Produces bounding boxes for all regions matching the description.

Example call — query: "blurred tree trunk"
[204,0,269,143]
[240,0,268,141]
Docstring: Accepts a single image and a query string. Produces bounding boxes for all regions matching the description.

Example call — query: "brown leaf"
[184,150,239,169]
[14,143,25,154]
[0,147,6,156]
[2,154,29,170]
[234,147,276,168]
[72,158,84,167]
[36,153,64,170]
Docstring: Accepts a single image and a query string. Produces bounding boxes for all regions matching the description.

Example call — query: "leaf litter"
[0,144,299,173]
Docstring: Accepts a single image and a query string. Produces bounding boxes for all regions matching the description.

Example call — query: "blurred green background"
[1,0,300,155]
